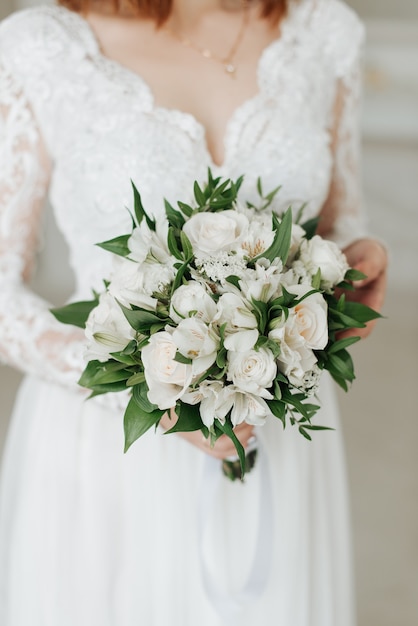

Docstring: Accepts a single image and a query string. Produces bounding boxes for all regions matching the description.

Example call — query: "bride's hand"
[340,237,388,340]
[159,410,255,460]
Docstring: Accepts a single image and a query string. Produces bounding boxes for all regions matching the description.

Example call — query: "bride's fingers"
[160,412,255,459]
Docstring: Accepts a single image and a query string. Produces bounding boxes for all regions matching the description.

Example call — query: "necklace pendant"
[224,63,237,77]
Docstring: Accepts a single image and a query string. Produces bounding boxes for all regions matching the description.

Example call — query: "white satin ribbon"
[197,435,274,625]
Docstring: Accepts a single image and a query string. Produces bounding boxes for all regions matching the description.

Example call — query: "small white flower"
[299,235,349,290]
[142,331,193,410]
[183,210,249,257]
[85,292,136,362]
[194,251,248,284]
[241,213,275,259]
[128,219,172,266]
[182,380,227,428]
[169,282,217,324]
[227,347,277,399]
[215,292,259,352]
[220,385,273,426]
[239,258,283,303]
[108,256,159,309]
[172,317,220,375]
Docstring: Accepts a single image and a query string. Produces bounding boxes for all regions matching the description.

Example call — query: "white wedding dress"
[0,1,368,624]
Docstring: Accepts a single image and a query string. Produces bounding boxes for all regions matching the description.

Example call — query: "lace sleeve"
[0,60,86,389]
[318,24,368,249]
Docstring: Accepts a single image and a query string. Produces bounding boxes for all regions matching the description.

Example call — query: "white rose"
[269,324,317,386]
[299,235,349,289]
[215,292,259,352]
[169,282,217,324]
[84,292,136,362]
[286,284,328,350]
[142,331,193,410]
[108,256,158,309]
[219,385,272,426]
[227,347,277,399]
[183,210,249,257]
[172,318,220,375]
[182,380,226,428]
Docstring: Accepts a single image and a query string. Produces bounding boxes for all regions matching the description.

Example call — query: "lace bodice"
[0,0,367,388]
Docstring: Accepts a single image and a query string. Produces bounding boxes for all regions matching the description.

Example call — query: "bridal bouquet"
[52,172,380,479]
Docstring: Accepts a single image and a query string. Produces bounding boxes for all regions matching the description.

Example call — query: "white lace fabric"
[0,0,368,387]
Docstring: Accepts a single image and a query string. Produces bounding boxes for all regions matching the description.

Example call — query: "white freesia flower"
[142,331,193,409]
[169,282,217,324]
[219,385,273,426]
[299,235,349,290]
[239,258,283,302]
[227,347,277,399]
[241,213,275,259]
[108,256,158,309]
[128,219,172,266]
[172,318,220,375]
[182,380,227,427]
[215,293,259,352]
[183,210,249,257]
[84,292,136,362]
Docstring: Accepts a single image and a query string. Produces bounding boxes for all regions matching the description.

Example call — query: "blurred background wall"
[1,1,417,625]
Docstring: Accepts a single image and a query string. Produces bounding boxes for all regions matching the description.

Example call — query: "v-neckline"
[62,5,299,170]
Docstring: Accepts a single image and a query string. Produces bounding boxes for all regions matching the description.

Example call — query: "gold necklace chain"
[164,6,250,78]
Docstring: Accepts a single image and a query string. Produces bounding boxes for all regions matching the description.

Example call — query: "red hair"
[57,0,289,25]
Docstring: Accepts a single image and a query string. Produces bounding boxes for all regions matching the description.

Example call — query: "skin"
[85,0,388,458]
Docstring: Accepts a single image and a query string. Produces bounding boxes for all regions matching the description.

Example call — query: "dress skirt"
[0,372,355,626]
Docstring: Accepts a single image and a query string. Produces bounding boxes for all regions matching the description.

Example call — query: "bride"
[0,0,387,624]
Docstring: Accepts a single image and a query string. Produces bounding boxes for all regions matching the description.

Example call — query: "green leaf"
[50,297,99,328]
[126,371,146,386]
[164,402,203,433]
[171,261,190,293]
[251,298,269,334]
[268,399,286,426]
[343,301,382,324]
[167,227,184,260]
[217,420,246,479]
[78,360,130,387]
[132,382,159,413]
[131,180,156,231]
[254,208,292,265]
[301,216,320,240]
[96,234,131,257]
[194,180,206,206]
[117,302,166,333]
[174,351,193,365]
[327,336,361,354]
[327,351,355,382]
[311,268,322,290]
[177,201,193,218]
[124,397,163,452]
[180,230,194,260]
[344,268,367,282]
[164,199,185,229]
